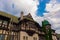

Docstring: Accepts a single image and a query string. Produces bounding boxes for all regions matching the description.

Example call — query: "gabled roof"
[0,11,39,24]
[24,13,34,21]
[18,13,34,21]
[0,11,18,23]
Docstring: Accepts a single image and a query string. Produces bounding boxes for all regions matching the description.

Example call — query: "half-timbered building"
[0,11,57,40]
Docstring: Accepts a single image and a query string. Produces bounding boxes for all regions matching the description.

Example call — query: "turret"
[42,20,52,40]
[42,20,51,30]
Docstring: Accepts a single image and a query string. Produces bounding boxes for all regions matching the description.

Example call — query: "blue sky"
[0,0,51,16]
[0,0,60,34]
[37,0,50,16]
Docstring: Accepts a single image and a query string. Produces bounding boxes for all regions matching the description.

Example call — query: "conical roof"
[42,20,51,26]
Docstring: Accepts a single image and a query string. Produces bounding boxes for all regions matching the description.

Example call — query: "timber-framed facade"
[0,11,57,40]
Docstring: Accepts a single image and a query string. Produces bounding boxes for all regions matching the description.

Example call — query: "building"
[0,11,57,40]
[56,34,60,40]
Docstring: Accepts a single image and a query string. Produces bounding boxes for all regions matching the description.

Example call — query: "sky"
[0,0,60,34]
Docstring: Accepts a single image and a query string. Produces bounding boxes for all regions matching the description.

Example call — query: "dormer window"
[25,22,28,27]
[2,21,7,28]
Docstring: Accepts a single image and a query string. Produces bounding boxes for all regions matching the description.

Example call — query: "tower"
[42,20,52,40]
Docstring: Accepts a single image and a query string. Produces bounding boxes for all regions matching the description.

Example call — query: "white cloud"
[0,0,39,17]
[12,0,39,16]
[0,0,5,11]
[8,0,60,34]
[43,0,60,34]
[56,30,60,34]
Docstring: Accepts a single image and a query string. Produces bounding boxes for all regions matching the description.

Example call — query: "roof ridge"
[0,11,18,18]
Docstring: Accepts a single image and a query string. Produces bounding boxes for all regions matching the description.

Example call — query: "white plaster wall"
[20,31,39,40]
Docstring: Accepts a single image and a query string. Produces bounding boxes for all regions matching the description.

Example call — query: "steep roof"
[23,15,34,21]
[18,13,34,21]
[0,11,18,23]
[0,11,39,24]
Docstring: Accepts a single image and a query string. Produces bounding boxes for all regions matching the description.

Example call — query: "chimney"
[20,11,24,20]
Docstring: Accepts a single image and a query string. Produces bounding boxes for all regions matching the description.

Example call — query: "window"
[5,35,7,40]
[29,22,35,29]
[33,37,35,40]
[2,25,5,27]
[0,20,2,23]
[25,23,28,27]
[26,36,28,40]
[3,30,6,34]
[0,34,14,40]
[3,21,8,27]
[0,30,2,34]
[36,38,37,40]
[33,37,37,40]
[1,21,8,28]
[23,36,25,40]
[23,36,28,40]
[10,35,14,40]
[7,35,14,40]
[0,35,5,40]
[25,23,29,30]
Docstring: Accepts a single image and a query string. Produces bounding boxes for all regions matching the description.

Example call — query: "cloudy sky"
[0,0,60,34]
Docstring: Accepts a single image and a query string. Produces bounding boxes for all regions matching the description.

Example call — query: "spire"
[27,13,32,18]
